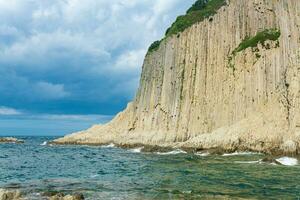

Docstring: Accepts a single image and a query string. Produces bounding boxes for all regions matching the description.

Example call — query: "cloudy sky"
[0,0,194,135]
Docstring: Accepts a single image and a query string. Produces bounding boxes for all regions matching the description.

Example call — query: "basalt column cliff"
[55,0,300,154]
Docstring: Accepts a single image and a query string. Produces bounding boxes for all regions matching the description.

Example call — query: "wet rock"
[48,193,84,200]
[0,189,22,200]
[261,157,281,165]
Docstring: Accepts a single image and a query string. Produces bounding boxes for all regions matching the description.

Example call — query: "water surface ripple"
[0,137,300,199]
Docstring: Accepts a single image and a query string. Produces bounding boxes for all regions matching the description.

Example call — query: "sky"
[0,0,195,136]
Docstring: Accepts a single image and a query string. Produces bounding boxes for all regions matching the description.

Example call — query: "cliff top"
[148,0,227,53]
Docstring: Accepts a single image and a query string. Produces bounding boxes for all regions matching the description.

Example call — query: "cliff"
[54,0,300,155]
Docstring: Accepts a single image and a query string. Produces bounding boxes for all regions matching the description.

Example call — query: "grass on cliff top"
[232,29,281,55]
[147,0,227,53]
[165,0,227,37]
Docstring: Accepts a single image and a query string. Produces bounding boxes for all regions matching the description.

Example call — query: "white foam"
[222,152,260,156]
[234,160,261,164]
[130,147,144,153]
[195,152,210,157]
[156,149,187,155]
[276,157,298,166]
[40,141,48,146]
[101,143,115,148]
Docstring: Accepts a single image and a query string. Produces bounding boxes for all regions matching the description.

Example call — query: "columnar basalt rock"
[54,0,300,154]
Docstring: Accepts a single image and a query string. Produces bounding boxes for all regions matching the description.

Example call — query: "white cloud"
[114,49,146,71]
[0,107,22,115]
[32,114,113,121]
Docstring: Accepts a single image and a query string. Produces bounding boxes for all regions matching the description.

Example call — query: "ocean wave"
[130,147,144,153]
[195,152,210,157]
[156,149,187,155]
[40,141,48,146]
[222,152,260,156]
[234,157,299,166]
[101,143,115,148]
[276,157,298,166]
[234,160,261,164]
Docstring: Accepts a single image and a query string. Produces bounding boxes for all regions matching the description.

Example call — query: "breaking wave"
[156,149,187,155]
[101,143,116,148]
[195,152,210,157]
[40,141,48,146]
[234,157,298,166]
[276,157,298,166]
[222,152,261,156]
[130,147,144,153]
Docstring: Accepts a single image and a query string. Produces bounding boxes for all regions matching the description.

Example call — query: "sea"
[1,136,300,199]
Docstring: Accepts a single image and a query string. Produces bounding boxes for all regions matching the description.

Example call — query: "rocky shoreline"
[50,140,300,161]
[0,137,24,144]
[51,132,300,156]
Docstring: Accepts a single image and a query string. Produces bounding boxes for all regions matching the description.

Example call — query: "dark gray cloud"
[0,0,194,115]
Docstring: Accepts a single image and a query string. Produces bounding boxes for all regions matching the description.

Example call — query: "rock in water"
[49,193,84,200]
[0,189,22,200]
[0,138,24,144]
[54,0,300,155]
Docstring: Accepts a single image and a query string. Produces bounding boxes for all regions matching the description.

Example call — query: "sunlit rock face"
[55,0,300,155]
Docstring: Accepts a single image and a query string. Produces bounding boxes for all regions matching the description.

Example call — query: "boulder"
[0,189,22,200]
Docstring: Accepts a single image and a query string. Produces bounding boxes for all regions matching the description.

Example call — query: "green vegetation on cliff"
[228,28,281,72]
[232,29,281,54]
[147,0,227,54]
[148,40,162,52]
[165,0,227,37]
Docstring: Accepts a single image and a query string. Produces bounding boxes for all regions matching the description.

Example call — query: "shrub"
[186,0,209,13]
[227,28,281,73]
[232,29,281,55]
[165,0,227,37]
[148,40,162,52]
[148,0,227,54]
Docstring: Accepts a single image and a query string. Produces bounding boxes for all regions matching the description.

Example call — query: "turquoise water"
[1,137,300,199]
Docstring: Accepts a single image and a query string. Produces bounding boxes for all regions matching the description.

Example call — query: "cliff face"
[55,0,300,154]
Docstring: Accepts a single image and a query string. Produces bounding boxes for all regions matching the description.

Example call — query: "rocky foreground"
[54,0,300,155]
[0,189,84,200]
[0,137,24,144]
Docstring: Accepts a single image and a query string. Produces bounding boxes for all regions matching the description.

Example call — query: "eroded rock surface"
[54,0,300,155]
[0,189,22,200]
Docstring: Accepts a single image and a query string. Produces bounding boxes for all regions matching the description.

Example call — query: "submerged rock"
[0,138,24,144]
[261,157,281,165]
[0,189,22,200]
[48,193,84,200]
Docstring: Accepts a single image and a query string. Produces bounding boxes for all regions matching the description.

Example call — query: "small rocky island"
[0,137,24,144]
